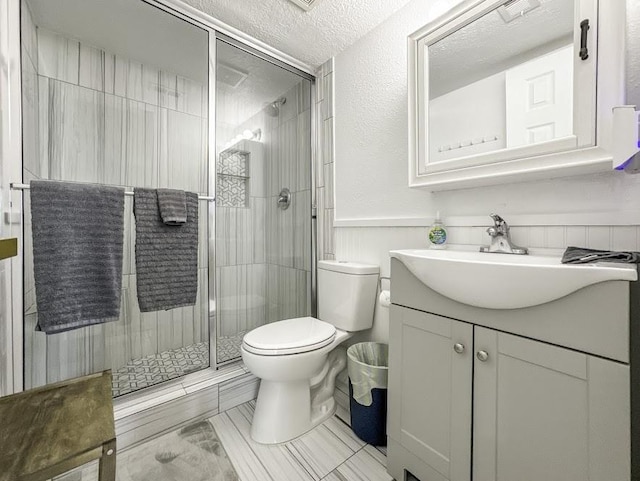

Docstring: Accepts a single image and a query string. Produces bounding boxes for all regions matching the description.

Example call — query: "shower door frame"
[4,0,318,398]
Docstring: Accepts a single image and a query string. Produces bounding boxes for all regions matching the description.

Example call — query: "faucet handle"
[489,213,509,233]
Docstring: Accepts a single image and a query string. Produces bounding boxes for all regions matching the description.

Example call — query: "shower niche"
[216,141,261,208]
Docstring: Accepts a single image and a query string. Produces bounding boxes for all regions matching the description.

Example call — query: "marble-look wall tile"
[324,209,335,256]
[113,55,128,97]
[124,99,159,188]
[279,84,299,126]
[236,205,253,265]
[292,190,312,272]
[324,163,334,209]
[24,313,46,389]
[159,71,178,110]
[37,77,50,179]
[218,265,239,337]
[20,0,38,70]
[21,51,39,178]
[297,112,312,192]
[159,108,205,192]
[252,197,267,264]
[128,60,159,105]
[79,43,104,91]
[323,117,334,164]
[219,372,260,412]
[298,80,312,114]
[248,264,267,331]
[177,75,204,116]
[22,170,36,315]
[104,52,115,94]
[103,94,126,186]
[216,207,237,267]
[37,28,79,85]
[266,265,309,322]
[44,79,105,183]
[322,73,333,120]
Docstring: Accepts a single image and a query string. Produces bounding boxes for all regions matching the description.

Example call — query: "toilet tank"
[318,260,379,332]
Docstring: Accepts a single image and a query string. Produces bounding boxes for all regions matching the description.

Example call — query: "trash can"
[347,342,389,446]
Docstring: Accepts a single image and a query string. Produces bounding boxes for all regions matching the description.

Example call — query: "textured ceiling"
[182,0,416,68]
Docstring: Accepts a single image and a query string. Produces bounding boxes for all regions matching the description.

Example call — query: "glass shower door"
[21,0,211,397]
[214,39,313,364]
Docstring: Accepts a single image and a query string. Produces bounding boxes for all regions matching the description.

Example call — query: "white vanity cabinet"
[388,307,473,481]
[388,259,633,481]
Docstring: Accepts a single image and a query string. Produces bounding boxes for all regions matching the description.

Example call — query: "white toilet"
[241,260,379,444]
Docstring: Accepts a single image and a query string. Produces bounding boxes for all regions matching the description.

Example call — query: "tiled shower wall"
[316,59,336,262]
[215,80,312,362]
[21,1,210,389]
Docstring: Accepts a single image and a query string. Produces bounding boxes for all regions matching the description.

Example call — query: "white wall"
[332,0,640,342]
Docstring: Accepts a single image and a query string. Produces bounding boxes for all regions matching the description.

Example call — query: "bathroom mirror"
[407,0,619,191]
[429,0,574,163]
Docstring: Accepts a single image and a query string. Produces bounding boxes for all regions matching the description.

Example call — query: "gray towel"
[30,180,125,334]
[561,246,640,264]
[157,188,187,225]
[134,188,198,312]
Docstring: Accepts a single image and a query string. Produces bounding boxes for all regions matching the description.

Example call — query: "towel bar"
[10,183,215,201]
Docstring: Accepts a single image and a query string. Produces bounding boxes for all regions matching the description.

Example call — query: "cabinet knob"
[476,350,489,362]
[453,343,465,354]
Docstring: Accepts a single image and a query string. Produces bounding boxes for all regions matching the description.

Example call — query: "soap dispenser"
[428,211,447,249]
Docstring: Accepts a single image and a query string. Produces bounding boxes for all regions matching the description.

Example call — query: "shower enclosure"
[18,0,313,398]
[214,40,312,364]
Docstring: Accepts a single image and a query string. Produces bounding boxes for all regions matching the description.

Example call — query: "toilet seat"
[242,317,336,356]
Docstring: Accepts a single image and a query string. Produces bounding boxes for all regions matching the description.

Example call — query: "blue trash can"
[347,342,389,446]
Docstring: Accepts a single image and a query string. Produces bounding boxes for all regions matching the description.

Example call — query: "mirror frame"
[408,0,625,191]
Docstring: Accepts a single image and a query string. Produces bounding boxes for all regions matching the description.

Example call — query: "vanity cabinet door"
[473,327,630,481]
[389,306,473,481]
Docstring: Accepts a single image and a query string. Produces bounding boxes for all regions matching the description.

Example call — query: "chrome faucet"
[479,214,528,255]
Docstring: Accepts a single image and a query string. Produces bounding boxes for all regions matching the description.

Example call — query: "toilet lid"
[242,317,336,356]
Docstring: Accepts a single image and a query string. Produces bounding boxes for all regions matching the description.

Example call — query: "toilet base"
[249,348,347,444]
[250,379,336,444]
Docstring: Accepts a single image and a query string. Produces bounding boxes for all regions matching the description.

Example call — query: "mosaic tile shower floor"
[217,333,245,364]
[112,342,210,397]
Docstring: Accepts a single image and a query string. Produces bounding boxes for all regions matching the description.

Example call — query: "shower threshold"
[112,342,209,397]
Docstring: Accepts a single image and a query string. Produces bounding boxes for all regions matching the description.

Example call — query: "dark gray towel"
[30,180,125,334]
[561,246,640,264]
[157,188,187,225]
[134,188,198,312]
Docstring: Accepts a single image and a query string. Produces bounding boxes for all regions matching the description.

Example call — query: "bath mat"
[54,420,239,481]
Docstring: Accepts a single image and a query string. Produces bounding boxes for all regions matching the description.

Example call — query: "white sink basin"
[390,249,638,309]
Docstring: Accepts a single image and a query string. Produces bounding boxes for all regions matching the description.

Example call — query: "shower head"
[266,97,286,117]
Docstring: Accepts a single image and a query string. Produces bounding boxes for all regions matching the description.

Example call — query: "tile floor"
[111,343,210,397]
[211,401,392,481]
[55,400,393,481]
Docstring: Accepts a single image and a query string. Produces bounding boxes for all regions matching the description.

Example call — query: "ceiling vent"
[287,0,319,12]
[217,62,248,89]
[497,0,541,23]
